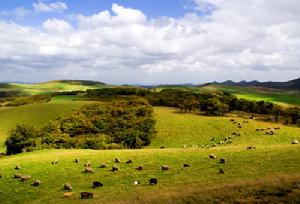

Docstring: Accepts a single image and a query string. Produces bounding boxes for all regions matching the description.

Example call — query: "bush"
[5,124,40,155]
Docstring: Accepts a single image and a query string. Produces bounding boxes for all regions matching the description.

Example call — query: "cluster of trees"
[84,88,300,124]
[5,98,156,154]
[0,95,52,107]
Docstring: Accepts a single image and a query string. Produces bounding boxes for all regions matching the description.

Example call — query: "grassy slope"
[0,101,91,151]
[0,82,111,95]
[0,146,299,204]
[150,107,300,148]
[0,103,299,203]
[200,84,300,106]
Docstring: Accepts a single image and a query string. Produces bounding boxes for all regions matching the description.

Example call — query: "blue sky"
[0,0,299,84]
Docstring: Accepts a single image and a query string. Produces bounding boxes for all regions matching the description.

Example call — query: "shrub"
[5,124,40,155]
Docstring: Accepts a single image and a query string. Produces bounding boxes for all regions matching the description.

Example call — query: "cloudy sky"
[0,0,299,84]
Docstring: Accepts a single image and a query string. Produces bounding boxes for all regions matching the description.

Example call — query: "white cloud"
[0,2,300,84]
[33,1,67,13]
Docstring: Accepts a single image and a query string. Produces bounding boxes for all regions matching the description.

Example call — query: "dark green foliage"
[4,95,52,107]
[6,98,156,154]
[5,124,40,155]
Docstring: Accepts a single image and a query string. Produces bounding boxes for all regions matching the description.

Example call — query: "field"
[0,101,299,203]
[0,81,111,95]
[200,84,300,106]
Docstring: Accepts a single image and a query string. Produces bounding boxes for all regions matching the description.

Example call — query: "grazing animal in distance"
[93,181,103,188]
[135,166,143,171]
[209,154,217,159]
[247,146,256,150]
[52,159,59,165]
[219,168,225,174]
[84,161,92,167]
[111,165,119,171]
[63,183,73,191]
[220,157,227,164]
[15,164,21,170]
[149,178,158,185]
[160,146,165,149]
[99,163,108,168]
[80,192,93,199]
[84,167,94,173]
[292,140,299,145]
[74,158,80,163]
[14,173,22,178]
[183,163,190,168]
[20,175,31,182]
[133,180,140,185]
[126,159,133,164]
[32,179,41,186]
[115,158,120,163]
[162,165,171,170]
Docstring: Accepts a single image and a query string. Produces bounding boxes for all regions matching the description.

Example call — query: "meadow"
[200,84,300,106]
[0,83,299,203]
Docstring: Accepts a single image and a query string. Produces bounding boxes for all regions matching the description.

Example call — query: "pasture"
[0,100,299,203]
[0,146,299,203]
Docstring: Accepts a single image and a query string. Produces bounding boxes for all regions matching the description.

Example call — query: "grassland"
[0,81,111,95]
[0,146,299,204]
[200,84,300,106]
[0,100,299,203]
[151,107,300,148]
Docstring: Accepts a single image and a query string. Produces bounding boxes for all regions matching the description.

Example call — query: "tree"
[5,124,39,155]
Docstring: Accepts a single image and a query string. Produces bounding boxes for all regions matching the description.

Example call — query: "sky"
[0,0,299,84]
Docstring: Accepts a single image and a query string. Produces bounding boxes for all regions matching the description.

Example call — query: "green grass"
[201,84,300,106]
[0,101,91,151]
[0,82,112,95]
[151,107,300,148]
[0,146,299,204]
[0,104,299,203]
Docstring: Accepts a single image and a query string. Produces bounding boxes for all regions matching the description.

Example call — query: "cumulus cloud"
[0,1,300,84]
[33,1,67,13]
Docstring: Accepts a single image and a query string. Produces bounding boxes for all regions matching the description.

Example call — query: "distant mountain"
[221,78,300,90]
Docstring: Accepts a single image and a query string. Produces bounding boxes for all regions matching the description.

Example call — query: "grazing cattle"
[52,159,59,165]
[232,132,237,136]
[133,180,140,185]
[20,175,31,182]
[256,129,260,131]
[84,161,92,167]
[74,158,80,163]
[93,181,103,188]
[209,154,217,159]
[292,140,299,145]
[220,157,227,164]
[238,125,242,128]
[230,119,235,122]
[99,163,108,168]
[135,166,143,171]
[64,183,73,191]
[115,158,120,163]
[84,167,94,173]
[247,146,256,150]
[211,137,215,141]
[219,168,225,174]
[126,159,133,164]
[32,179,41,186]
[63,192,74,198]
[183,163,190,168]
[160,146,165,149]
[80,192,93,199]
[149,178,158,185]
[15,164,21,170]
[111,165,119,171]
[162,165,171,171]
[14,173,22,178]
